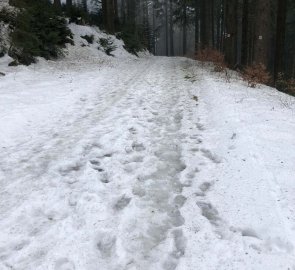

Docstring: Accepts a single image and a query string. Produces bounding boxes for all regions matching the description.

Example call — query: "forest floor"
[1,36,295,269]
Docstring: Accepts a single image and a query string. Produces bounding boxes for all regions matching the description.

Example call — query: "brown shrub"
[242,63,271,88]
[195,48,227,72]
[276,73,295,96]
[287,79,295,96]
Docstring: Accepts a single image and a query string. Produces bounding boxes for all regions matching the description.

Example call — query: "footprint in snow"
[163,230,186,270]
[113,195,132,211]
[96,233,117,258]
[58,161,83,176]
[128,127,137,134]
[231,227,294,254]
[201,148,222,164]
[199,181,213,193]
[196,123,205,131]
[121,155,144,165]
[88,160,110,183]
[132,142,146,152]
[13,239,30,251]
[99,172,109,183]
[173,195,187,208]
[196,201,221,226]
[55,258,75,270]
[168,207,185,227]
[89,159,100,165]
[171,229,186,258]
[163,258,178,270]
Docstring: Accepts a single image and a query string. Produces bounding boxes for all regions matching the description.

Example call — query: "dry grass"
[242,63,271,88]
[195,48,227,73]
[276,73,295,96]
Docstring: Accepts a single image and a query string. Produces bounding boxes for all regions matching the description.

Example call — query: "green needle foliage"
[8,0,73,65]
[116,24,145,56]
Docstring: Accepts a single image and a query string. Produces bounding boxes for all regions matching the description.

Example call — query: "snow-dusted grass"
[0,25,295,270]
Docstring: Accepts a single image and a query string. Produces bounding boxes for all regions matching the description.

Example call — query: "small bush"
[81,34,94,44]
[242,63,271,88]
[99,37,116,56]
[276,73,295,96]
[0,7,16,24]
[8,60,18,66]
[195,48,227,72]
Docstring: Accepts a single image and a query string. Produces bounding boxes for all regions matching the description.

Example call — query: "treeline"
[191,0,294,83]
[96,0,295,89]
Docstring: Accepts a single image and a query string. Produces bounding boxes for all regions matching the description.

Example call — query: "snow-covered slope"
[0,23,134,147]
[67,23,134,62]
[0,34,295,270]
[181,63,295,269]
[0,22,134,72]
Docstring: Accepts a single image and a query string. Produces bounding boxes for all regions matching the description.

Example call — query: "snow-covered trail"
[0,57,295,270]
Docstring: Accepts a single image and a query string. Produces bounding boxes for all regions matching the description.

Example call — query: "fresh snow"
[0,24,295,270]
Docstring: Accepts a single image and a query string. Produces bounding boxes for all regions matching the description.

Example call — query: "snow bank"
[0,21,134,73]
[66,23,134,62]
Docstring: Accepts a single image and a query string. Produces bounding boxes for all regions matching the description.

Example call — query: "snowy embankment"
[1,24,295,270]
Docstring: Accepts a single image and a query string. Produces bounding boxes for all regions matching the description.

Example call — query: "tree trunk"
[200,0,212,48]
[241,0,249,66]
[216,0,222,51]
[170,0,174,56]
[183,0,187,55]
[102,0,108,29]
[152,2,156,54]
[102,0,115,33]
[143,0,151,51]
[253,0,271,67]
[114,0,119,29]
[107,0,115,33]
[274,0,287,81]
[121,0,126,24]
[206,0,213,47]
[54,0,61,9]
[220,0,225,51]
[127,0,136,27]
[82,0,87,12]
[224,0,238,67]
[66,0,72,9]
[195,0,200,52]
[211,0,215,48]
[165,0,169,56]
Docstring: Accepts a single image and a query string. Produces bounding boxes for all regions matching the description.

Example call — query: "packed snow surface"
[1,25,295,270]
